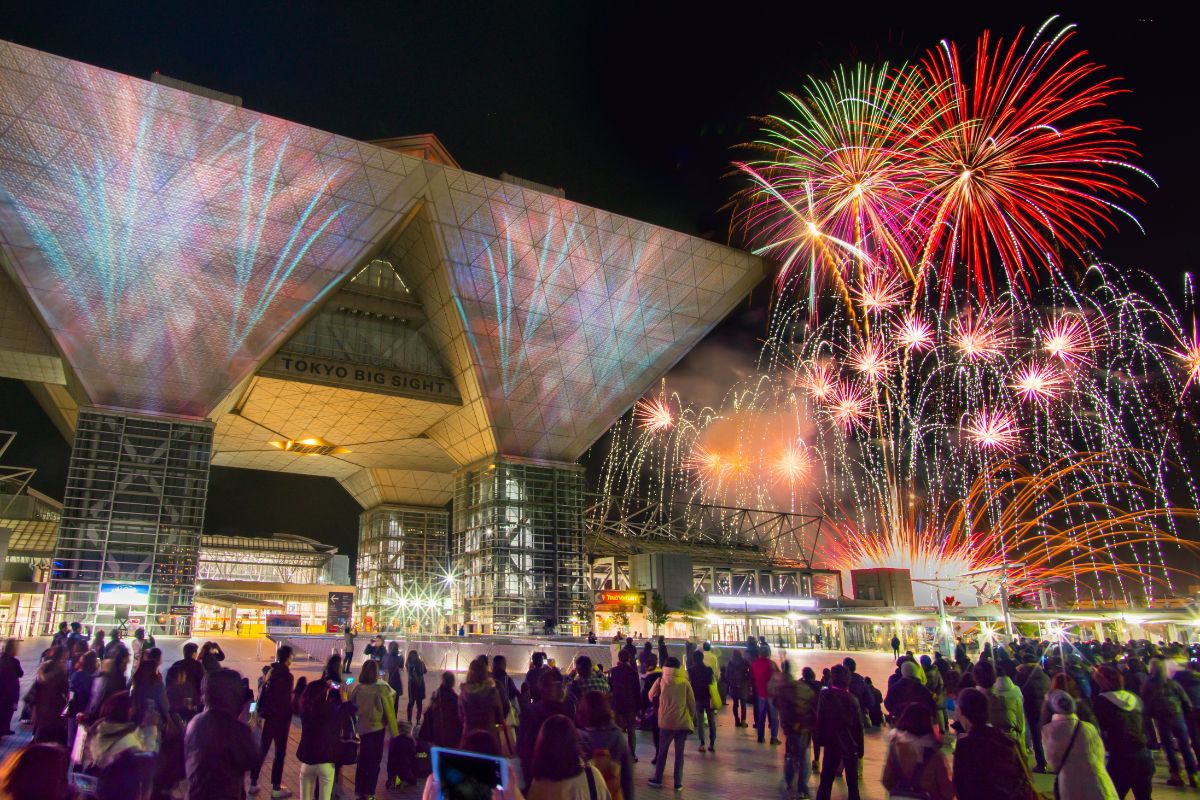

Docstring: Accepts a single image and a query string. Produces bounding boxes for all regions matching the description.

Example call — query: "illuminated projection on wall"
[0,41,411,416]
[442,187,762,457]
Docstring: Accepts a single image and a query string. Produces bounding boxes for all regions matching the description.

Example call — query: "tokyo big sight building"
[0,40,765,634]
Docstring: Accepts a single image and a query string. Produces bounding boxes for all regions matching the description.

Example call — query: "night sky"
[1,1,1196,560]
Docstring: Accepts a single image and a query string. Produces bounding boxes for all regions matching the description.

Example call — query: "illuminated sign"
[259,354,460,404]
[595,590,646,607]
[97,583,149,605]
[706,595,819,612]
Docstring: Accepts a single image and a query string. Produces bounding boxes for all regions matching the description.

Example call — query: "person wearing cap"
[1042,689,1117,800]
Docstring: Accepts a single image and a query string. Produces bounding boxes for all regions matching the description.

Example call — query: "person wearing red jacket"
[751,645,781,745]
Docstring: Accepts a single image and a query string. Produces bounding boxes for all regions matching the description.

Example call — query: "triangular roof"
[0,40,764,463]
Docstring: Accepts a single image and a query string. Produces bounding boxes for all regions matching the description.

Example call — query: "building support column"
[48,408,212,634]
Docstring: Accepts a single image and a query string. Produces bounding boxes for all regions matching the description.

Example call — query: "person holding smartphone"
[422,730,524,800]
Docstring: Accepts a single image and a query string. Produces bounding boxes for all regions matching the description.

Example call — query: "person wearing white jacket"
[1042,690,1118,800]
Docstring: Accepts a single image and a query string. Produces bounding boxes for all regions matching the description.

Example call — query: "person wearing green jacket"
[647,656,696,792]
[350,660,399,800]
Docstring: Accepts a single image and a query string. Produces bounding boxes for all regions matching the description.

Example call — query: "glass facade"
[197,534,345,585]
[356,505,450,632]
[48,409,212,631]
[452,459,586,634]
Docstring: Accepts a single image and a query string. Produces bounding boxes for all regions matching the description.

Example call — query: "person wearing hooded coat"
[1092,665,1154,800]
[881,705,953,800]
[1142,657,1199,787]
[883,661,935,721]
[185,668,261,800]
[1042,689,1118,800]
[1019,662,1051,772]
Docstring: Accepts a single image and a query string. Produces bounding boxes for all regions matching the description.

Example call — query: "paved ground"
[3,637,1195,798]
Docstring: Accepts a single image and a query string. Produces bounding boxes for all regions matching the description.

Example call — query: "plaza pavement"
[3,637,1195,798]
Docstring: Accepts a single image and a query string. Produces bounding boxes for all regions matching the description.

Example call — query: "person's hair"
[57,622,68,632]
[664,656,681,669]
[802,666,815,681]
[70,622,81,632]
[575,655,592,676]
[842,657,856,672]
[324,654,342,678]
[531,715,584,781]
[1050,672,1082,699]
[131,651,161,686]
[276,645,293,663]
[98,690,134,723]
[182,642,198,658]
[359,659,379,685]
[758,644,771,658]
[461,729,501,756]
[702,641,711,651]
[199,642,216,660]
[577,690,614,728]
[1094,665,1124,693]
[107,652,129,678]
[644,653,658,671]
[1,639,17,659]
[301,679,332,713]
[135,627,145,638]
[0,743,71,800]
[958,687,989,728]
[1149,658,1169,680]
[77,650,99,675]
[688,650,704,669]
[492,654,508,677]
[1047,689,1077,715]
[830,664,849,688]
[864,676,873,686]
[532,651,545,667]
[895,704,934,737]
[387,641,400,655]
[466,658,489,685]
[94,629,105,641]
[440,670,457,691]
[618,649,631,665]
[203,668,247,715]
[972,660,996,690]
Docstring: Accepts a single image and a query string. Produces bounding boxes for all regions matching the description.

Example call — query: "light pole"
[960,562,1026,644]
[912,577,957,657]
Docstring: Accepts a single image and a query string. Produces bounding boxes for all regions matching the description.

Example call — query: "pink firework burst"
[848,339,894,382]
[1171,318,1200,395]
[1010,362,1066,403]
[634,397,675,432]
[965,410,1021,451]
[894,314,934,351]
[827,382,871,432]
[798,362,838,402]
[1043,315,1096,366]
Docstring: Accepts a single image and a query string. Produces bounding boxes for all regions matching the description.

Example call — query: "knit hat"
[1047,689,1076,715]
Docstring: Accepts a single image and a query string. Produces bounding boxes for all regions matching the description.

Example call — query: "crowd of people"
[2,625,1200,799]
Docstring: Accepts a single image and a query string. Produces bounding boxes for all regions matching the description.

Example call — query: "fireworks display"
[595,17,1200,607]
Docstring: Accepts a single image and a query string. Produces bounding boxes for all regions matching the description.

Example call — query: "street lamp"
[960,561,1027,643]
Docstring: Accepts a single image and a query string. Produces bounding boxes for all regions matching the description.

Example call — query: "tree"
[677,593,707,637]
[613,608,630,631]
[647,591,670,634]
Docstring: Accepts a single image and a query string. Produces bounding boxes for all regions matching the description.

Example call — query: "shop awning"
[196,592,284,610]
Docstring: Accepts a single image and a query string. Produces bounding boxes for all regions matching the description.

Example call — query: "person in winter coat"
[519,670,569,791]
[250,645,296,798]
[0,639,22,738]
[918,655,945,729]
[953,687,1036,800]
[165,643,205,721]
[843,658,871,726]
[862,677,884,729]
[528,714,611,800]
[647,656,696,792]
[884,660,935,723]
[577,690,634,800]
[1142,658,1199,786]
[640,655,663,756]
[750,645,780,744]
[725,650,752,728]
[350,659,400,798]
[994,666,1030,762]
[381,642,404,715]
[775,661,816,799]
[67,650,98,752]
[881,705,953,800]
[296,679,354,800]
[31,647,68,744]
[406,650,427,724]
[686,650,716,752]
[607,649,642,760]
[85,690,160,800]
[1042,690,1118,800]
[973,659,1026,760]
[459,657,506,750]
[701,642,721,706]
[199,641,225,674]
[1092,665,1154,800]
[1173,661,1200,768]
[1018,662,1051,772]
[423,671,462,751]
[813,665,863,800]
[492,655,521,723]
[185,668,261,800]
[637,642,654,677]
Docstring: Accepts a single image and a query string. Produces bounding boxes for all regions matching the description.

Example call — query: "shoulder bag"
[886,744,936,800]
[337,715,361,767]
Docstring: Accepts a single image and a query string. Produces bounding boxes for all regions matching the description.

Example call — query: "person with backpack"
[406,650,427,724]
[296,679,353,800]
[813,665,863,800]
[686,650,716,752]
[1092,665,1154,800]
[1141,657,1199,787]
[775,661,816,799]
[608,648,641,760]
[578,690,633,800]
[250,645,296,798]
[421,671,462,751]
[952,687,1037,800]
[528,714,611,800]
[647,656,695,792]
[349,659,399,799]
[880,705,952,800]
[1041,690,1118,800]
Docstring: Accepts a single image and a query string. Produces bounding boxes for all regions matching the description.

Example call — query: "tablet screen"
[433,747,506,800]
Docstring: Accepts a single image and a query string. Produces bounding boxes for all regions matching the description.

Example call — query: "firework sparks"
[635,396,675,432]
[965,410,1021,451]
[895,314,934,351]
[1010,362,1065,403]
[1171,319,1200,395]
[848,340,894,381]
[827,382,871,432]
[1043,315,1096,365]
[773,443,814,484]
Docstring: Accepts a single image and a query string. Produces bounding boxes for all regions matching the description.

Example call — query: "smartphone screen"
[434,748,505,800]
[249,701,257,714]
[330,682,341,690]
[346,677,355,685]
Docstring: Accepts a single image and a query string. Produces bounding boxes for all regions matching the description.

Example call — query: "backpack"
[885,744,935,800]
[589,747,622,800]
